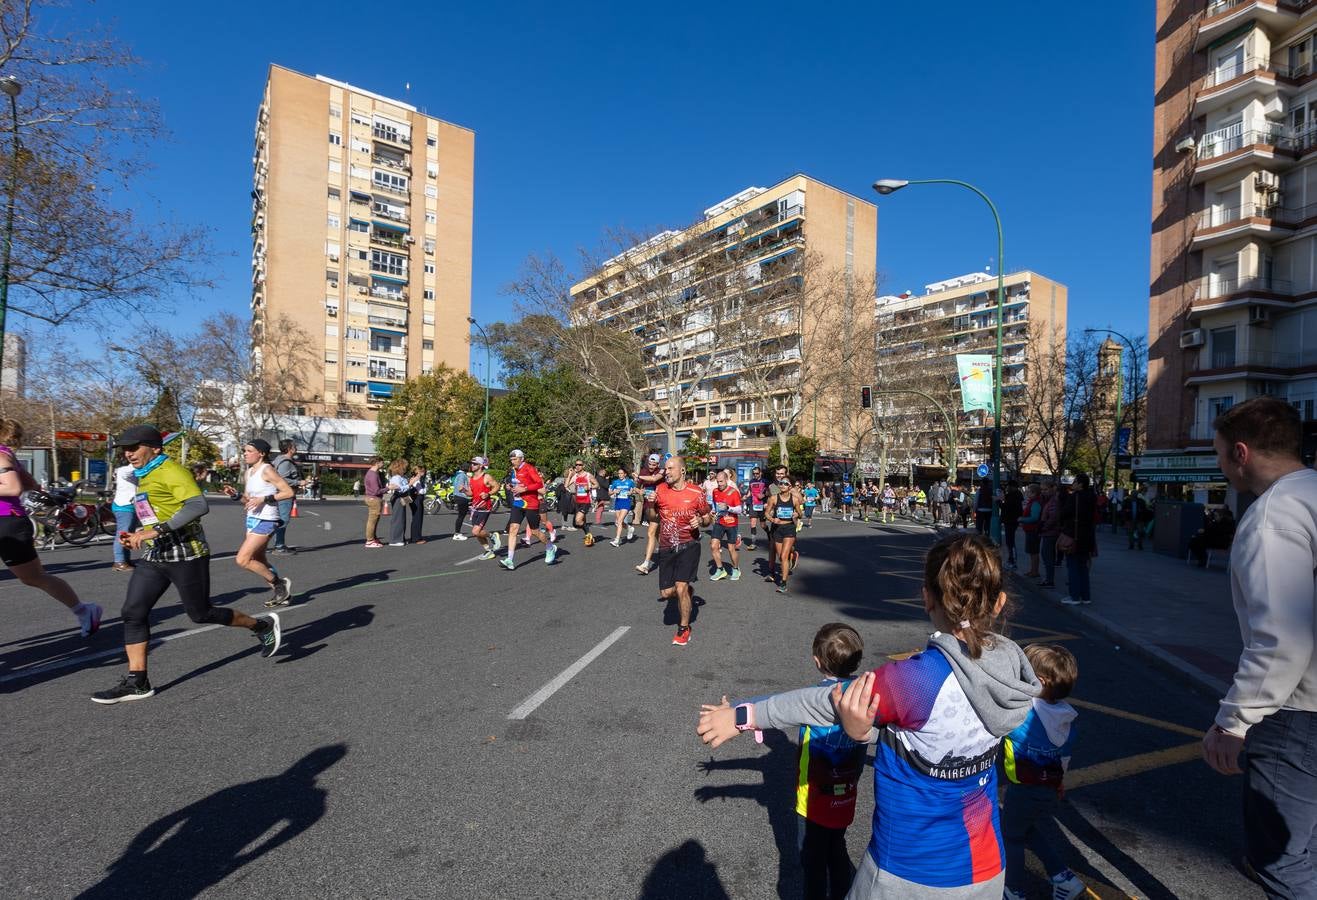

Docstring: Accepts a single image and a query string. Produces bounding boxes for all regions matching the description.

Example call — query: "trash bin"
[1154,500,1204,558]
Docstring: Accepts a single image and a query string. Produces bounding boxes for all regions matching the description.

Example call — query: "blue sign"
[976,463,990,478]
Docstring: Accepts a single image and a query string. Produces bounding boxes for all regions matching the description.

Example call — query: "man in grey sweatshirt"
[1204,396,1317,897]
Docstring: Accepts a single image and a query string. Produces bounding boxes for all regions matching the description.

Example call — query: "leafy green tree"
[487,367,627,478]
[165,432,219,467]
[785,435,818,481]
[375,366,485,475]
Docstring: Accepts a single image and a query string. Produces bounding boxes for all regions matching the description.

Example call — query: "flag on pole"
[956,354,995,414]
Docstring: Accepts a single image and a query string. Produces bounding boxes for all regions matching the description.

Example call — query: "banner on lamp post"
[956,354,996,414]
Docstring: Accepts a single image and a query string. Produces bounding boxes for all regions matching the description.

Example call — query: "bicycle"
[23,482,100,547]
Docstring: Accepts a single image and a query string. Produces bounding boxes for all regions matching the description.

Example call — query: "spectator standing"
[1059,474,1096,606]
[1188,507,1236,567]
[1038,483,1061,588]
[408,465,430,543]
[1019,484,1043,578]
[1001,480,1024,569]
[385,459,411,547]
[270,439,301,554]
[110,461,138,572]
[451,463,471,541]
[362,458,385,548]
[1202,396,1317,898]
[1124,489,1149,550]
[975,481,994,536]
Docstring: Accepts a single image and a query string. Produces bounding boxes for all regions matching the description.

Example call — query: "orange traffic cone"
[290,499,299,518]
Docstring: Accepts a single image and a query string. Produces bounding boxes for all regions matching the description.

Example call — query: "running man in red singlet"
[501,449,556,568]
[569,459,599,546]
[635,452,665,574]
[467,456,503,560]
[655,456,712,647]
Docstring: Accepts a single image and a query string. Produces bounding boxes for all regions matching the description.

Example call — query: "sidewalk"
[1008,525,1239,698]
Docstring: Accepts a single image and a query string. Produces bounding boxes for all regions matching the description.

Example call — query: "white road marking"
[0,610,302,685]
[454,553,492,566]
[508,625,630,720]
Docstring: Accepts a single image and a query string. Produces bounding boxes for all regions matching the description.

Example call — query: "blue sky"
[70,1,1153,372]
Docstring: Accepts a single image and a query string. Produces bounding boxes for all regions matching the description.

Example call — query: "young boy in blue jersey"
[1001,644,1086,900]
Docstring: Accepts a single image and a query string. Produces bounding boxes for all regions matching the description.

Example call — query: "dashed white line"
[507,625,630,720]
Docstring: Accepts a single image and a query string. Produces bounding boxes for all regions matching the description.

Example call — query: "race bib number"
[751,502,764,512]
[133,492,160,527]
[776,505,794,519]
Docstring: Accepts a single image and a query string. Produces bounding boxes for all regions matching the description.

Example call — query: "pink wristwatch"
[734,703,764,743]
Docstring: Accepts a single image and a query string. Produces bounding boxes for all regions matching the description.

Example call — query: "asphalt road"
[1,499,1258,899]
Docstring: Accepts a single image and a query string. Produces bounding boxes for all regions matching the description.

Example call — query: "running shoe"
[1050,870,1087,900]
[745,541,756,551]
[1060,597,1081,606]
[710,568,727,581]
[365,540,383,548]
[672,625,691,647]
[389,542,405,547]
[730,568,741,581]
[255,613,282,658]
[266,577,292,608]
[492,532,502,551]
[636,560,654,575]
[77,602,103,637]
[545,543,558,565]
[1003,889,1026,900]
[609,538,620,547]
[91,674,154,704]
[776,582,789,594]
[564,525,576,531]
[453,533,469,541]
[500,557,516,571]
[478,550,496,560]
[626,525,635,541]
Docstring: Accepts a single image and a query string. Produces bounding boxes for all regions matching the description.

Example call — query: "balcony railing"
[1196,275,1293,299]
[1205,0,1316,17]
[1201,56,1290,90]
[372,155,409,172]
[370,286,408,303]
[1195,348,1317,370]
[1197,202,1282,229]
[370,231,408,251]
[372,181,410,198]
[372,207,407,223]
[1197,125,1282,160]
[372,126,411,145]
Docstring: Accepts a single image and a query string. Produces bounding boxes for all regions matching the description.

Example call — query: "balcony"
[372,154,409,173]
[370,286,408,303]
[1193,347,1317,372]
[1196,57,1289,118]
[368,313,407,329]
[369,230,408,251]
[1196,1,1305,52]
[1194,275,1293,302]
[372,181,410,199]
[1193,125,1288,182]
[1193,202,1291,247]
[371,126,411,146]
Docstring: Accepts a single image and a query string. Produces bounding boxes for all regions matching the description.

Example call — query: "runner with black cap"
[234,438,295,607]
[91,425,281,704]
[634,451,665,574]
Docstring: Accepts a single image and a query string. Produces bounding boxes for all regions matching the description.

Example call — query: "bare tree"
[0,1,209,328]
[1006,327,1096,479]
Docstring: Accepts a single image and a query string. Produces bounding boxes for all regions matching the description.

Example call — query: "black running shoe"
[266,577,293,607]
[91,674,154,705]
[255,613,282,658]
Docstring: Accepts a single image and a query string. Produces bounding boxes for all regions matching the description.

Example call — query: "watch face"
[734,706,748,728]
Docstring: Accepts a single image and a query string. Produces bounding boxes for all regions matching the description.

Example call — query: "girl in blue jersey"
[608,466,636,547]
[699,534,1040,898]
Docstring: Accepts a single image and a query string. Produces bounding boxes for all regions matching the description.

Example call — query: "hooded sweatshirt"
[1001,698,1078,792]
[753,632,1040,898]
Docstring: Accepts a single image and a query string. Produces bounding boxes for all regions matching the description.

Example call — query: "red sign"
[55,431,109,442]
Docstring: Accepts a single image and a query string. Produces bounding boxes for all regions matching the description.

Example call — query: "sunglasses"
[119,444,142,452]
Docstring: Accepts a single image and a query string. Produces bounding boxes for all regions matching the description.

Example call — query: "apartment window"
[328,187,341,200]
[351,138,370,154]
[325,351,338,364]
[424,184,438,199]
[331,433,355,452]
[326,324,339,338]
[350,164,370,180]
[349,220,368,233]
[325,269,338,282]
[423,289,435,300]
[345,326,367,341]
[346,355,366,367]
[424,262,435,274]
[1209,396,1234,420]
[329,132,342,146]
[427,165,438,179]
[326,241,341,259]
[370,249,406,276]
[425,211,437,224]
[353,248,367,261]
[326,300,339,317]
[373,170,408,193]
[372,118,408,143]
[350,111,368,126]
[346,382,365,394]
[426,136,437,147]
[422,340,434,351]
[423,239,435,255]
[423,313,435,325]
[1211,326,1237,368]
[327,214,340,229]
[330,104,342,119]
[328,159,342,174]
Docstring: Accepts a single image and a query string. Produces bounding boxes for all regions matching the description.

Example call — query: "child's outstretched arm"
[698,677,862,749]
[832,672,882,742]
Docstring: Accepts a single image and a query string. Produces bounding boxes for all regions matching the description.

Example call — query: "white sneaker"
[492,532,502,550]
[626,525,635,541]
[1060,596,1082,606]
[1050,870,1086,900]
[1003,888,1027,900]
[609,538,620,547]
[452,533,468,541]
[76,602,104,637]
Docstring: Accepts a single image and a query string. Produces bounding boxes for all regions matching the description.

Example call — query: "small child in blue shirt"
[1001,643,1086,900]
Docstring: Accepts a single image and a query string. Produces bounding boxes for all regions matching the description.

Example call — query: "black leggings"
[121,557,232,645]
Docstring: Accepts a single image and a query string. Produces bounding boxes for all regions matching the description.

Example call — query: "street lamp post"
[467,316,491,459]
[874,178,1005,541]
[1085,327,1140,485]
[0,76,21,383]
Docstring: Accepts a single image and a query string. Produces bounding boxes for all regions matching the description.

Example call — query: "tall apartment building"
[874,270,1068,478]
[251,65,474,419]
[1150,1,1317,493]
[568,174,877,460]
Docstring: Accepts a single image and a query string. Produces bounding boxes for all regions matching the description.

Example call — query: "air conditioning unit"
[1256,171,1280,191]
[1249,304,1271,325]
[404,235,416,244]
[357,287,368,295]
[329,254,339,262]
[1180,328,1206,348]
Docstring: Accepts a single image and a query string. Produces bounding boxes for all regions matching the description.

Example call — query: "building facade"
[1150,1,1317,494]
[251,65,474,419]
[874,270,1068,478]
[569,174,878,459]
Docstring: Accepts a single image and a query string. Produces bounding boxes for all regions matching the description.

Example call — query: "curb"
[928,525,1231,701]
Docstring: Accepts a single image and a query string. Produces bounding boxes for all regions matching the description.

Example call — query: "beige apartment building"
[251,65,473,419]
[874,270,1068,478]
[1150,1,1317,493]
[569,174,877,460]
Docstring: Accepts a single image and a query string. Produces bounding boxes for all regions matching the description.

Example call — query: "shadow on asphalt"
[1057,801,1179,900]
[639,838,731,900]
[300,569,396,602]
[276,604,375,664]
[693,729,809,899]
[74,744,347,900]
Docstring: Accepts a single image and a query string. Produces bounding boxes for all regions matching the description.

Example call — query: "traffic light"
[860,385,872,409]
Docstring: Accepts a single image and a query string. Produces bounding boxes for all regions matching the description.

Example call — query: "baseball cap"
[246,438,272,455]
[510,449,525,459]
[470,456,489,467]
[647,453,661,464]
[113,425,164,448]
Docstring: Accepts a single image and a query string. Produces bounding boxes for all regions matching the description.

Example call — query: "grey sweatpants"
[846,851,1004,900]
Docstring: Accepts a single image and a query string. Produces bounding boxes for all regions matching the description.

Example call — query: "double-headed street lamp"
[0,75,21,383]
[1085,327,1140,485]
[467,316,491,459]
[874,178,1005,540]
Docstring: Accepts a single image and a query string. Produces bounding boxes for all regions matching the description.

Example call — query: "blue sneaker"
[710,568,727,581]
[499,557,515,571]
[545,543,558,565]
[730,568,741,581]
